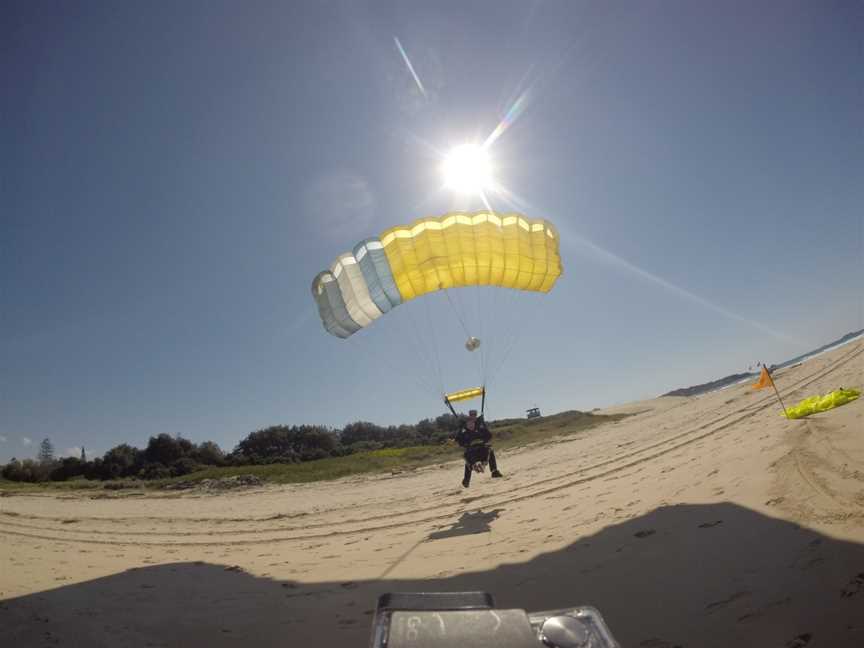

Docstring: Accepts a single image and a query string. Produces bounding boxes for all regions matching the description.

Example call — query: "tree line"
[0,414,461,483]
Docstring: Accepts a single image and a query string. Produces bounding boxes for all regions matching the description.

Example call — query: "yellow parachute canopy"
[783,388,860,419]
[311,211,562,339]
[380,212,561,301]
[445,387,485,403]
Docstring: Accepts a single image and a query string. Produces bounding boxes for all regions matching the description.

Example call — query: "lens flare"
[442,144,494,195]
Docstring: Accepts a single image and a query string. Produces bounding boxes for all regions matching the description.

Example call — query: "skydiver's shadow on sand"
[4,503,864,647]
[426,508,504,541]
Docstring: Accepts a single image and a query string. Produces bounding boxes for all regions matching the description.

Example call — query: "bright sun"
[442,144,494,195]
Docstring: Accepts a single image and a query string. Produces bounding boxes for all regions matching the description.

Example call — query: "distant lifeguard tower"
[526,407,541,419]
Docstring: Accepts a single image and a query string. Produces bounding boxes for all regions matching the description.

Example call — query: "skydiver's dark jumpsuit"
[454,418,500,486]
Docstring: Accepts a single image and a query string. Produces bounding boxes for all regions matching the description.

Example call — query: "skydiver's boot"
[488,449,503,478]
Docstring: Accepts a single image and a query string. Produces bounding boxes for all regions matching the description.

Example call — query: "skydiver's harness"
[445,391,491,471]
[464,443,491,472]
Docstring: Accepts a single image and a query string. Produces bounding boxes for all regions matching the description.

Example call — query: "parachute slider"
[445,387,485,403]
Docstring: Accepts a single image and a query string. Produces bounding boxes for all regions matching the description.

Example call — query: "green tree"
[103,444,142,478]
[194,441,225,465]
[233,425,338,463]
[340,421,386,446]
[50,457,85,481]
[144,434,185,465]
[4,458,51,482]
[2,458,23,481]
[38,438,55,464]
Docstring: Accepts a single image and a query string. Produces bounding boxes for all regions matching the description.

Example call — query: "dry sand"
[2,341,863,647]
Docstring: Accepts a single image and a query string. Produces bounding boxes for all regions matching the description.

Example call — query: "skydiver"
[454,409,503,487]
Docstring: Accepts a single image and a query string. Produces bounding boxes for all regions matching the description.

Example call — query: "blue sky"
[2,1,861,461]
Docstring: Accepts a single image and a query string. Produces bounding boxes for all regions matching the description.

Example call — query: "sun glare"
[442,144,494,195]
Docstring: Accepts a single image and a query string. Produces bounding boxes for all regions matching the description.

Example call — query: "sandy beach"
[2,341,862,647]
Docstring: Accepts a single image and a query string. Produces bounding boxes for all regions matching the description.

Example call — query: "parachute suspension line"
[444,287,472,339]
[353,333,439,402]
[488,293,523,385]
[443,286,487,392]
[403,299,445,398]
[421,293,446,397]
[485,287,523,388]
[481,285,502,387]
[397,309,436,396]
[403,223,446,399]
[469,220,485,388]
[461,287,489,387]
[345,330,438,402]
[488,325,521,388]
[445,233,482,381]
[464,287,484,388]
[444,396,458,417]
[473,285,487,388]
[406,339,445,400]
[482,282,501,388]
[392,220,444,396]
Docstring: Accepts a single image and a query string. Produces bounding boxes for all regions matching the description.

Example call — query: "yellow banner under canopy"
[445,387,485,403]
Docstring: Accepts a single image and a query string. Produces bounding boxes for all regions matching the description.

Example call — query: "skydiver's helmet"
[465,336,481,352]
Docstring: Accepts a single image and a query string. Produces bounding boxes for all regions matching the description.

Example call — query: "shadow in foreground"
[2,503,863,647]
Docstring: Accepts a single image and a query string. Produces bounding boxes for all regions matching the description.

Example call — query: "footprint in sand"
[698,520,723,528]
[785,633,812,647]
[841,573,864,598]
[634,529,656,538]
[638,638,682,648]
[737,596,792,622]
[706,590,750,611]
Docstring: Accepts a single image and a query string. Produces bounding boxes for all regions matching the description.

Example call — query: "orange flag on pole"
[752,365,790,418]
[752,366,774,390]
